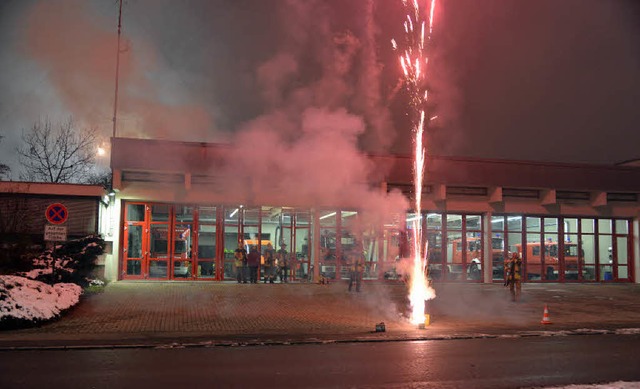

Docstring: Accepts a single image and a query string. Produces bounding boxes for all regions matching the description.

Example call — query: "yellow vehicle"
[243,239,273,264]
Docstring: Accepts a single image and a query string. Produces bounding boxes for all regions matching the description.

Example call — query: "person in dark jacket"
[277,243,289,283]
[348,251,365,292]
[234,243,247,283]
[247,245,261,284]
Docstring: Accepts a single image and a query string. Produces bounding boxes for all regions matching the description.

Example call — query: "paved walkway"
[1,281,640,349]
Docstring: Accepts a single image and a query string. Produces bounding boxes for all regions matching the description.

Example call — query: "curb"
[1,327,639,352]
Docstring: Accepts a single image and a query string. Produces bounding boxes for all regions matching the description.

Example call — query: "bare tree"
[17,118,99,183]
[0,135,10,180]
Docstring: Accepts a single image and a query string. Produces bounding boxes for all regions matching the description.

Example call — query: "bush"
[20,235,105,287]
[0,236,43,275]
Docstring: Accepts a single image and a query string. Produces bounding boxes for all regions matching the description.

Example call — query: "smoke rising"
[221,0,409,224]
[23,0,215,141]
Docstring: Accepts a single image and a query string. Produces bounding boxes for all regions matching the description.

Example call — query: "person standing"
[234,243,247,283]
[504,252,522,302]
[277,243,289,283]
[247,245,261,284]
[348,251,365,292]
[263,243,276,283]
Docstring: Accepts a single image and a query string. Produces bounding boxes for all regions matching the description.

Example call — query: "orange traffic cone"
[540,304,552,325]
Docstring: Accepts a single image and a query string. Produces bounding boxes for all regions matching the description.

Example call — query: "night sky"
[0,0,639,177]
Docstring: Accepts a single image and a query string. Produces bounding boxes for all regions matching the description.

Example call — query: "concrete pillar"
[312,208,321,282]
[104,197,122,282]
[483,210,492,283]
[634,217,639,284]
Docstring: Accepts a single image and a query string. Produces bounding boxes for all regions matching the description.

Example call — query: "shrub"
[20,235,105,287]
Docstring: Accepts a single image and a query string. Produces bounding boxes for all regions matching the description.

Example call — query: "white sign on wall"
[45,225,67,242]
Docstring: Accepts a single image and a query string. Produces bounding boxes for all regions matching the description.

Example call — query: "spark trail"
[392,0,437,325]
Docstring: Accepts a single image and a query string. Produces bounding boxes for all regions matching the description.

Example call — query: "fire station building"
[103,137,640,284]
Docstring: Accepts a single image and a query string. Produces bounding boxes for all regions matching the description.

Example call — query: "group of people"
[233,242,290,284]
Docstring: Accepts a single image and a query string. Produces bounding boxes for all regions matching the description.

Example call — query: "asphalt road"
[1,334,639,388]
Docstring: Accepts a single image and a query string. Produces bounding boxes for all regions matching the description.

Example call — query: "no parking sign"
[45,203,68,225]
[45,203,68,242]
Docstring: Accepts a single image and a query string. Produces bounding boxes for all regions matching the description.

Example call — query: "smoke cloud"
[219,0,409,224]
[23,0,215,141]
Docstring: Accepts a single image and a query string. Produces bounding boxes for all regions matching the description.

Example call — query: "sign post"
[45,203,68,283]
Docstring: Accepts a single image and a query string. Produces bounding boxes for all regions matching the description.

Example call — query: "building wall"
[0,181,110,279]
[109,138,640,284]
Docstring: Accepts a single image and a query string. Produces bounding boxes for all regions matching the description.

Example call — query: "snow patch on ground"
[529,381,640,389]
[0,275,82,323]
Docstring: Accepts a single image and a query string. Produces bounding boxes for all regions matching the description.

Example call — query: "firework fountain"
[391,0,437,325]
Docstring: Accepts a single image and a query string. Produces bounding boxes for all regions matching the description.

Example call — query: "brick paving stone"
[0,281,639,348]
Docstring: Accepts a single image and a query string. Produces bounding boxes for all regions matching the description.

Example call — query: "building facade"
[106,138,640,284]
[0,181,110,275]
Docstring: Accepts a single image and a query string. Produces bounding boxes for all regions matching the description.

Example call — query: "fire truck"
[447,237,505,280]
[514,241,582,280]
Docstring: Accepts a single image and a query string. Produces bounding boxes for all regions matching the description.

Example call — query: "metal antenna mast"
[112,0,123,138]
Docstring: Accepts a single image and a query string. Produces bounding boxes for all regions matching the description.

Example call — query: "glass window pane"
[618,266,629,279]
[564,218,578,235]
[466,232,482,280]
[126,204,145,222]
[150,225,169,258]
[491,233,506,281]
[175,205,194,222]
[564,235,579,280]
[149,260,168,278]
[319,210,338,227]
[295,228,311,280]
[341,210,358,232]
[598,235,613,281]
[198,261,215,278]
[426,213,441,229]
[296,210,311,226]
[151,204,170,222]
[544,218,558,233]
[466,215,482,231]
[126,260,141,275]
[320,226,338,279]
[198,224,216,259]
[581,218,594,233]
[199,206,216,222]
[617,237,628,265]
[426,230,443,280]
[174,224,192,258]
[526,217,540,232]
[244,207,261,225]
[524,233,539,281]
[260,206,279,247]
[543,234,559,280]
[244,226,260,248]
[174,260,192,278]
[508,215,523,232]
[615,220,628,234]
[598,219,612,234]
[127,225,143,258]
[446,214,463,230]
[446,231,463,280]
[491,215,505,232]
[581,235,596,281]
[225,206,241,223]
